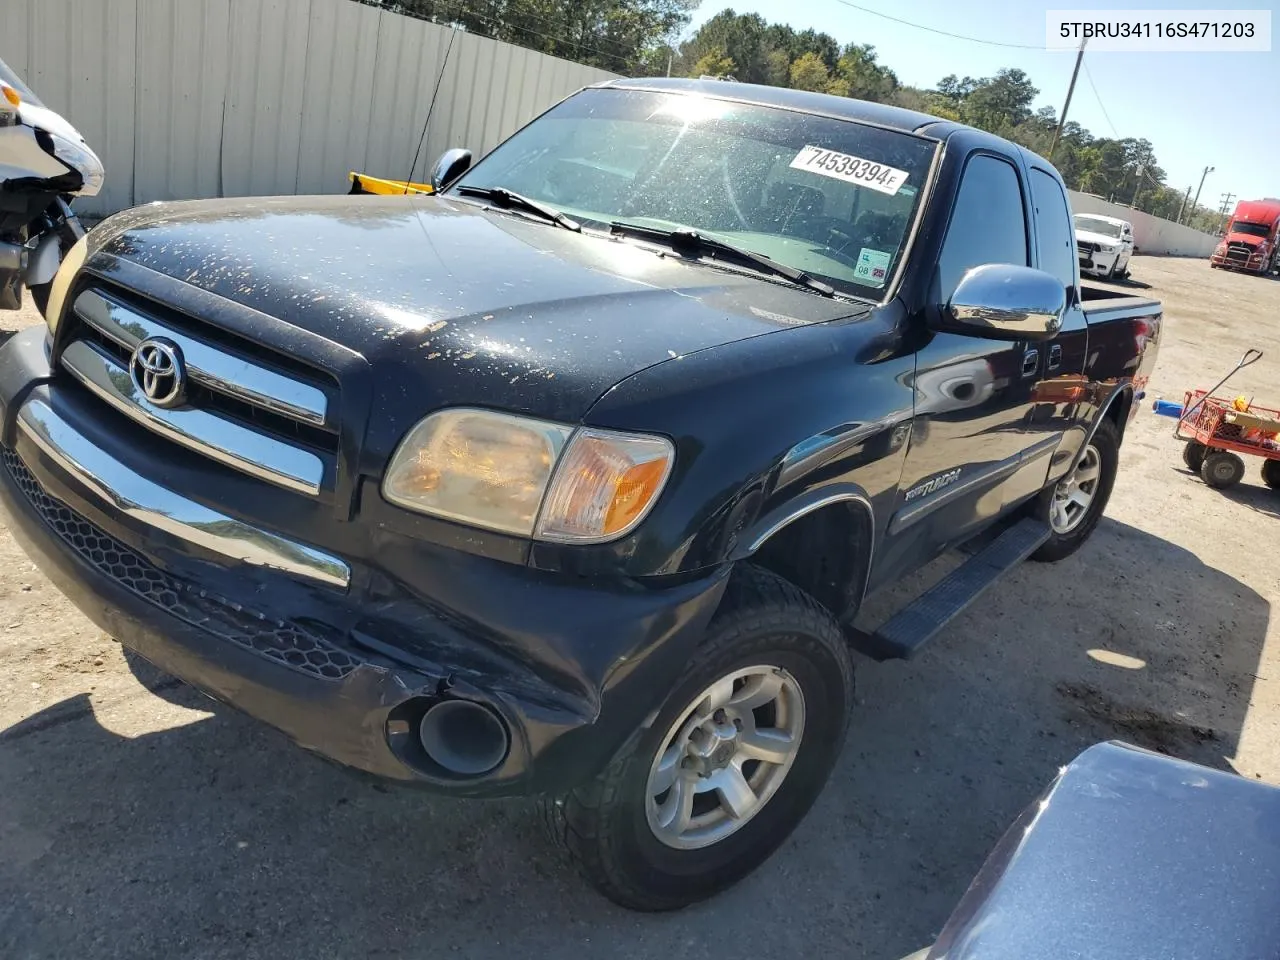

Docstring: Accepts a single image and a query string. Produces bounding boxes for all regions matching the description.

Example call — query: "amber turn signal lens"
[0,84,20,107]
[535,428,674,543]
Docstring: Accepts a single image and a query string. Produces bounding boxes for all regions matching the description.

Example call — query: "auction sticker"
[853,248,892,286]
[789,146,909,195]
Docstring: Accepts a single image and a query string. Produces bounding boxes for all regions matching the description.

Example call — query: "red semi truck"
[1211,199,1280,274]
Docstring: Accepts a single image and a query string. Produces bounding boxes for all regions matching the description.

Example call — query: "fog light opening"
[418,699,509,776]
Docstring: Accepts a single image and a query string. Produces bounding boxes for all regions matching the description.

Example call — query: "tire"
[1200,451,1245,489]
[541,564,854,911]
[1260,458,1280,491]
[1182,441,1208,473]
[1030,417,1120,563]
[1105,259,1119,280]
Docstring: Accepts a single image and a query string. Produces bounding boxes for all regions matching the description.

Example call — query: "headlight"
[0,83,19,126]
[382,408,674,542]
[47,133,104,197]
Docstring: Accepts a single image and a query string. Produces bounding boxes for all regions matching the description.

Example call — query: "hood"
[87,195,867,432]
[1074,229,1124,247]
[928,742,1280,960]
[1224,230,1267,248]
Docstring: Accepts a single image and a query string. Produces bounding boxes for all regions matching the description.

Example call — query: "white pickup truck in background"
[1075,213,1134,280]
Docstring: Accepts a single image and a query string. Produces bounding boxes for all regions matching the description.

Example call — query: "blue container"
[1152,399,1184,418]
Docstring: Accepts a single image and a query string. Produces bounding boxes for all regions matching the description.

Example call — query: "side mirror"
[430,148,472,193]
[941,263,1065,341]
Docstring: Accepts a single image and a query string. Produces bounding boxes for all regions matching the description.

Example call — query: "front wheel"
[1182,441,1208,473]
[542,565,854,911]
[1031,417,1120,562]
[1201,451,1245,489]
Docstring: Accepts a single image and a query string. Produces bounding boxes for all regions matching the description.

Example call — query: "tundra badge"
[904,468,961,501]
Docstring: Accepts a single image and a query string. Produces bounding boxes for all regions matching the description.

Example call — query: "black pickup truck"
[0,78,1160,910]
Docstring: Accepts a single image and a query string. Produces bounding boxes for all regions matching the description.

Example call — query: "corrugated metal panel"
[295,0,380,195]
[134,0,230,205]
[1,0,621,215]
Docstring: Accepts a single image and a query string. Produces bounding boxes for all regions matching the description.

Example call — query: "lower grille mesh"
[3,447,358,681]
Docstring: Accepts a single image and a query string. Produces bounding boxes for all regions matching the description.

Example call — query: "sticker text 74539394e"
[788,146,910,196]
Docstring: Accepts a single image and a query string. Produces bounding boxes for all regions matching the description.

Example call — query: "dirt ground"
[1,256,1278,959]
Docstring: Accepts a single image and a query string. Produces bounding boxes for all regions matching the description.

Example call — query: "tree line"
[677,10,1225,233]
[364,1,1224,233]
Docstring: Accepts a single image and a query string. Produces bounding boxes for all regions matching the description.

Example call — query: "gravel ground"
[1,256,1278,959]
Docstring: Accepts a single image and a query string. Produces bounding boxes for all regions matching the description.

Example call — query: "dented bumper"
[0,327,729,796]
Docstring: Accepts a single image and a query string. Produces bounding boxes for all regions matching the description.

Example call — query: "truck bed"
[1079,283,1161,321]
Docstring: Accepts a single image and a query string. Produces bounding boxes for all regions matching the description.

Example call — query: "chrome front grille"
[1225,242,1256,264]
[62,287,337,495]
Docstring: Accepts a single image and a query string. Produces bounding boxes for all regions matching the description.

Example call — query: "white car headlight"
[382,409,674,542]
[47,133,104,197]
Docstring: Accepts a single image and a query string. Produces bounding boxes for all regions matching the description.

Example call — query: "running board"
[856,518,1052,661]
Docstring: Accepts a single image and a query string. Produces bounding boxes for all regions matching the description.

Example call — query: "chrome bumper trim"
[16,397,350,589]
[60,339,324,496]
[74,288,329,427]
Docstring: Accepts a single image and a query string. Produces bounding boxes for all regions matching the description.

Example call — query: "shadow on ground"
[0,519,1269,960]
[1173,462,1280,521]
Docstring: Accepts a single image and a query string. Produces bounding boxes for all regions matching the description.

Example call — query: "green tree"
[834,43,898,101]
[690,46,737,78]
[789,51,831,92]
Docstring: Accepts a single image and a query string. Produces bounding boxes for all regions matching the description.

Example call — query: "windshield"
[450,88,938,299]
[1074,216,1124,239]
[0,58,41,107]
[1229,220,1270,239]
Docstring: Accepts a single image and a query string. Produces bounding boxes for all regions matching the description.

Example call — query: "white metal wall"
[1068,190,1219,258]
[0,0,619,216]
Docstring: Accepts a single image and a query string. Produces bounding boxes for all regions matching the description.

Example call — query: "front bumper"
[0,327,729,796]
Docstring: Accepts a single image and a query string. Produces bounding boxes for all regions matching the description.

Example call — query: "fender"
[1063,383,1132,484]
[732,482,877,607]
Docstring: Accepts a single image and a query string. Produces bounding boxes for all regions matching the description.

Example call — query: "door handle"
[1022,349,1040,377]
[1049,344,1062,372]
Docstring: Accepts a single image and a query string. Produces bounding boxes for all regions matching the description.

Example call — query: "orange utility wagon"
[1175,350,1280,490]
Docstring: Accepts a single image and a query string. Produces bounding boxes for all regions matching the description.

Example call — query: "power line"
[1080,60,1119,137]
[830,0,1044,50]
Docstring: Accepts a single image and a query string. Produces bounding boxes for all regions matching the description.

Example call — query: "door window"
[1029,168,1078,290]
[937,154,1029,300]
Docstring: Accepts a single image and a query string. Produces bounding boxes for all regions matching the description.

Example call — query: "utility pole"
[1176,185,1193,224]
[666,51,673,77]
[1049,37,1087,162]
[1218,192,1236,233]
[1190,164,1215,216]
[1130,165,1145,207]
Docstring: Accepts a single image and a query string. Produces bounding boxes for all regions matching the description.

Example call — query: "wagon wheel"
[1262,458,1280,492]
[1200,451,1246,489]
[1181,442,1207,472]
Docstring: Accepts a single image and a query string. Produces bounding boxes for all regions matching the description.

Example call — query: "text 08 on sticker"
[789,146,910,196]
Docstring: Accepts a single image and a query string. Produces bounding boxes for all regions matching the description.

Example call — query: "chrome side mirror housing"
[430,148,472,193]
[941,263,1066,341]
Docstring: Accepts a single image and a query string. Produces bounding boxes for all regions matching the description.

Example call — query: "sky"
[685,0,1280,210]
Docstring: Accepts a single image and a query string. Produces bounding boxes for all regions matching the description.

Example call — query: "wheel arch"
[731,485,875,626]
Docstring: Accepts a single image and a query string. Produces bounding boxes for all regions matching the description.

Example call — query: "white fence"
[1068,190,1218,258]
[0,0,618,217]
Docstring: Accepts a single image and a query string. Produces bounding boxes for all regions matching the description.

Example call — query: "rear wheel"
[1182,441,1208,473]
[1261,458,1280,491]
[1200,451,1245,489]
[1031,418,1120,562]
[542,565,854,911]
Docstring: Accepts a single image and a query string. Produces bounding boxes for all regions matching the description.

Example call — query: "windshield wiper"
[610,221,835,297]
[455,185,581,232]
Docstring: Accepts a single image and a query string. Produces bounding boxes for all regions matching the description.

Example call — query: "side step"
[859,518,1052,661]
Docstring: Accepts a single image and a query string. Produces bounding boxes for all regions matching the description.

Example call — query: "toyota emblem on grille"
[130,337,187,408]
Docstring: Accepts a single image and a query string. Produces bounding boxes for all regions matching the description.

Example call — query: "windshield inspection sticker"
[853,248,892,287]
[789,146,910,195]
